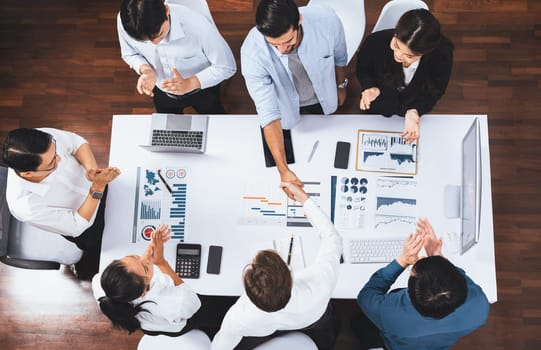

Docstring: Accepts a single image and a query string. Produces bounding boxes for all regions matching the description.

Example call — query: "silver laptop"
[139,113,209,153]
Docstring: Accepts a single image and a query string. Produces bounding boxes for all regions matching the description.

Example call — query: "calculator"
[175,243,201,279]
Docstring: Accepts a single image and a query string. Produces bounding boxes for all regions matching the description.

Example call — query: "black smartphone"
[261,128,295,167]
[207,245,223,274]
[334,141,351,169]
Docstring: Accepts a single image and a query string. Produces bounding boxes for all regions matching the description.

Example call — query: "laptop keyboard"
[151,129,204,149]
[349,238,404,263]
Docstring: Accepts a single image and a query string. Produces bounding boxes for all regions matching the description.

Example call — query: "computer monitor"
[460,117,482,254]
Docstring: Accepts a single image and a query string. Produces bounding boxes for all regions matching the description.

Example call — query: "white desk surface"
[102,114,497,302]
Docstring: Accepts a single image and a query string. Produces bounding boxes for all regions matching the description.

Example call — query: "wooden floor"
[1,0,540,349]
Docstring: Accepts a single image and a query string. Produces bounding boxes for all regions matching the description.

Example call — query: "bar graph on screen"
[133,167,189,243]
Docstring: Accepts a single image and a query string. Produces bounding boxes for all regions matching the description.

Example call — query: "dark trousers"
[152,84,225,115]
[234,301,340,350]
[142,295,238,338]
[63,186,108,279]
[350,308,390,350]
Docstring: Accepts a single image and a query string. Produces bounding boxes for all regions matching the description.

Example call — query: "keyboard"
[151,129,204,149]
[349,238,404,263]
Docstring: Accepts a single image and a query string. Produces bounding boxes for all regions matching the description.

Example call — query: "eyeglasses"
[33,139,58,173]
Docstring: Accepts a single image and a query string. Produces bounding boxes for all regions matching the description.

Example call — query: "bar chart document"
[133,167,189,243]
[356,130,418,175]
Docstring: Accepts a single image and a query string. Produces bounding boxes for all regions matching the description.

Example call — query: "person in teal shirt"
[354,219,489,350]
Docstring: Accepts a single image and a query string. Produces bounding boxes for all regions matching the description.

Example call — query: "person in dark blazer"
[357,9,453,143]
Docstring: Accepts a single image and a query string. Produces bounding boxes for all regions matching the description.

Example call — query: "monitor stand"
[444,184,461,218]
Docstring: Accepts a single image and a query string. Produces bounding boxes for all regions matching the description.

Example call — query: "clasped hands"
[137,66,199,97]
[396,218,443,268]
[141,224,172,266]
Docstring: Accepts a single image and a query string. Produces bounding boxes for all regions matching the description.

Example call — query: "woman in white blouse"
[92,225,202,335]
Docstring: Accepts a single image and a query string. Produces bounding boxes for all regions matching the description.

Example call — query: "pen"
[307,140,319,163]
[287,234,294,266]
[157,169,173,195]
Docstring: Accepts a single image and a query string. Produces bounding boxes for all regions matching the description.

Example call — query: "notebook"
[139,113,208,153]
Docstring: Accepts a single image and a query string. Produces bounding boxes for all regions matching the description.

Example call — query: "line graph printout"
[133,167,188,243]
[374,175,417,234]
[356,130,418,175]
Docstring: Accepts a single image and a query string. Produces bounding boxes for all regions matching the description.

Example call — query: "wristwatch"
[338,78,349,89]
[89,188,103,200]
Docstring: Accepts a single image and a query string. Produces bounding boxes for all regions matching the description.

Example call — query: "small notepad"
[273,235,306,271]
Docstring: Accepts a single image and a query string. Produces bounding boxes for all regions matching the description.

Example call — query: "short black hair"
[2,128,52,172]
[395,9,442,56]
[408,256,467,319]
[120,0,168,41]
[256,0,300,38]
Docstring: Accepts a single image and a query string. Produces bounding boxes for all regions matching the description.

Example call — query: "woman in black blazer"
[357,9,453,143]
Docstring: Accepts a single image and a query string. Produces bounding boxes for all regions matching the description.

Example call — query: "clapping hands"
[142,224,172,266]
[396,218,443,267]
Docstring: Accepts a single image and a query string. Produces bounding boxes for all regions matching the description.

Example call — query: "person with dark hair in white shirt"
[2,127,120,279]
[118,0,236,114]
[93,224,234,337]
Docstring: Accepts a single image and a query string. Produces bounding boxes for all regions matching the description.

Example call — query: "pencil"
[287,235,294,266]
[157,169,173,195]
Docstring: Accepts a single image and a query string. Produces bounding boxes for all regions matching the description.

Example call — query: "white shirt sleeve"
[211,301,245,350]
[116,13,150,74]
[7,128,93,237]
[298,198,343,292]
[194,18,236,89]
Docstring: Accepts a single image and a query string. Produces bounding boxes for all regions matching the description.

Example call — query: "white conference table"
[101,114,497,302]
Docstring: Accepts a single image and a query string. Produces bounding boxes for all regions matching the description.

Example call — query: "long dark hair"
[98,260,153,334]
[385,9,442,92]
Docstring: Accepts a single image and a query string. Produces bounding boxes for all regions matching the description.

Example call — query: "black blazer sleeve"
[356,30,394,92]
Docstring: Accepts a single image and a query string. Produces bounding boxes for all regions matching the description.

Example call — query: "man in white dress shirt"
[118,0,236,114]
[211,182,343,350]
[2,128,120,279]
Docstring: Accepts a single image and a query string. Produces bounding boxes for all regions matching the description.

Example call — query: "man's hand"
[279,168,303,200]
[359,87,380,111]
[417,218,443,256]
[137,65,157,97]
[89,167,121,190]
[396,232,424,268]
[161,68,200,96]
[402,109,420,143]
[280,182,309,204]
[337,87,347,107]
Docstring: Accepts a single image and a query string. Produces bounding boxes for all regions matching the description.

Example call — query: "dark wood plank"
[1,0,540,349]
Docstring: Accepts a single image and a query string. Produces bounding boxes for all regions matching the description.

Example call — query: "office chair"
[253,332,318,350]
[137,329,211,350]
[167,0,215,24]
[307,0,366,65]
[0,166,83,270]
[372,0,429,33]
